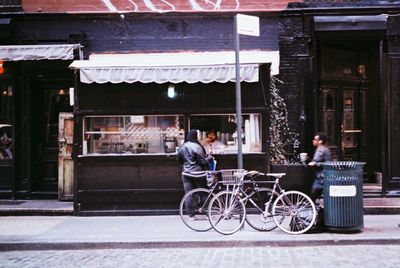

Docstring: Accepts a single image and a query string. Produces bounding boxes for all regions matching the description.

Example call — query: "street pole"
[234,15,243,170]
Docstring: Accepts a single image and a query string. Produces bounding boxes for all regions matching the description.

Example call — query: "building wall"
[386,15,400,191]
[278,1,400,193]
[11,13,279,55]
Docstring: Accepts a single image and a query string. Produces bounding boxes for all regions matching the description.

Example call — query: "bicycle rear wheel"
[245,187,278,231]
[208,190,246,235]
[180,188,215,232]
[272,190,316,234]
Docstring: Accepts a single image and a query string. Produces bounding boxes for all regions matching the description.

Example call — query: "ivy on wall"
[269,76,300,164]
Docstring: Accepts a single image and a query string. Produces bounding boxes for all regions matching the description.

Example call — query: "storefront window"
[83,115,184,155]
[190,113,262,154]
[83,113,262,155]
[0,124,12,160]
[0,80,13,161]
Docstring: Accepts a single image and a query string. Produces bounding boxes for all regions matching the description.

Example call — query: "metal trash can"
[322,161,366,232]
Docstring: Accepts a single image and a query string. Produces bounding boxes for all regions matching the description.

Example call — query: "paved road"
[0,245,399,267]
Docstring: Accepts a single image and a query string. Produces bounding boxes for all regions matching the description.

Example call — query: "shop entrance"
[29,70,73,197]
[317,40,382,182]
[319,80,368,161]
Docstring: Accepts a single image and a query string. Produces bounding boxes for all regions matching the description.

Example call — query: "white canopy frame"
[0,44,83,61]
[69,50,279,84]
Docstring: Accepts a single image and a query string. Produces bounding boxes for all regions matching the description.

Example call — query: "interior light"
[0,60,4,74]
[7,86,12,96]
[167,84,176,98]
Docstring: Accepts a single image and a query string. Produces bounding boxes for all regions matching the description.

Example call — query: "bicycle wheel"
[245,187,278,231]
[180,188,215,232]
[208,190,246,235]
[272,190,316,235]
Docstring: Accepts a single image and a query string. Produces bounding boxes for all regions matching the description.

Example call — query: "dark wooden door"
[30,83,73,197]
[319,80,367,162]
[317,40,381,182]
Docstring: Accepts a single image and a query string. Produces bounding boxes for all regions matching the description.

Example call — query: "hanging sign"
[236,14,260,37]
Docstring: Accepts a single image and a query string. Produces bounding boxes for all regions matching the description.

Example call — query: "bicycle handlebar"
[182,170,286,179]
[245,170,286,178]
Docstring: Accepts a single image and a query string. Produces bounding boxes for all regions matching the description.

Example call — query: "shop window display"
[83,113,262,155]
[83,115,185,155]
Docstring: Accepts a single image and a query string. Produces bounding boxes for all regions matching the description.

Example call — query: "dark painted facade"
[277,1,400,195]
[1,0,400,213]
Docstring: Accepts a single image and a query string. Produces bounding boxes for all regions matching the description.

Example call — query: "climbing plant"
[269,76,300,164]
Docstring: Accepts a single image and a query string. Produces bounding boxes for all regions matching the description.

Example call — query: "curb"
[364,207,400,215]
[2,239,400,251]
[0,210,74,216]
[0,208,398,216]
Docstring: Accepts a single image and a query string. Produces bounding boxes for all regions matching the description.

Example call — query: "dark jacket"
[178,130,213,173]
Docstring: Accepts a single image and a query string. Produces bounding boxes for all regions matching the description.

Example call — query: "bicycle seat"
[266,173,286,178]
[245,170,261,177]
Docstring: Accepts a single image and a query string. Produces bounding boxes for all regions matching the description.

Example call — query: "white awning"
[0,44,82,61]
[69,50,279,84]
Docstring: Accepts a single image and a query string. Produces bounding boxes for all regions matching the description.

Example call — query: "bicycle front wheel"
[245,187,278,232]
[272,190,316,235]
[180,188,215,232]
[208,190,246,235]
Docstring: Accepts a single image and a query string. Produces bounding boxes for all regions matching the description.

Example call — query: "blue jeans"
[310,177,323,203]
[182,174,207,217]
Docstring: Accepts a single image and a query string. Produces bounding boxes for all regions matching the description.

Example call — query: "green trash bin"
[322,161,366,232]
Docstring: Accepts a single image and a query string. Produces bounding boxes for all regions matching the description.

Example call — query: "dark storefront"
[70,51,277,213]
[278,3,400,195]
[1,1,400,213]
[0,1,283,213]
[0,44,81,199]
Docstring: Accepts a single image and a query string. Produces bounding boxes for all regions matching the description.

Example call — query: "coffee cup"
[300,153,308,163]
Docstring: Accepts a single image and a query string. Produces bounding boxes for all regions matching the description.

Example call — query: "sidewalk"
[1,198,400,251]
[1,197,400,216]
[0,214,399,251]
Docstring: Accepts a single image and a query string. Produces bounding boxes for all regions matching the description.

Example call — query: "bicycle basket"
[220,169,245,185]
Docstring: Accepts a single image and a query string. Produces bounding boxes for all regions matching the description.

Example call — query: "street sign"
[234,14,260,169]
[236,14,260,37]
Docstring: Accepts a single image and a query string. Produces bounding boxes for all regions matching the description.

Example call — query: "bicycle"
[179,170,224,232]
[208,170,317,235]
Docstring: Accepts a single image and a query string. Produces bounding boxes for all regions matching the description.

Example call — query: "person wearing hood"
[178,129,214,219]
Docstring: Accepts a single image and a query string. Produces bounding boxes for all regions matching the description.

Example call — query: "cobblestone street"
[1,245,399,268]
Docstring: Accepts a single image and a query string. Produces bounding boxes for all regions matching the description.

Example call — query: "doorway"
[29,69,73,197]
[317,40,381,182]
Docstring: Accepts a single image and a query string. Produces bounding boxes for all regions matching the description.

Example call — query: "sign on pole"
[234,14,259,169]
[236,14,260,37]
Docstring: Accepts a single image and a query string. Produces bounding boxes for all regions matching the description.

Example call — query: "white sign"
[130,116,145,124]
[329,185,357,197]
[69,87,74,106]
[236,14,260,37]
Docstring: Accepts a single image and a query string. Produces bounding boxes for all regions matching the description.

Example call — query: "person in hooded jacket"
[178,129,214,219]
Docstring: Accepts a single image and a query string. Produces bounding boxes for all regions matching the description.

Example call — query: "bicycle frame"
[233,175,288,217]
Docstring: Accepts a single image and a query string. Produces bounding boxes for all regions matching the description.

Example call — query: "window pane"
[0,80,13,161]
[189,113,261,154]
[83,115,184,155]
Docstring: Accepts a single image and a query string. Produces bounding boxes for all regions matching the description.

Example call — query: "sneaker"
[193,214,208,221]
[189,215,197,221]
